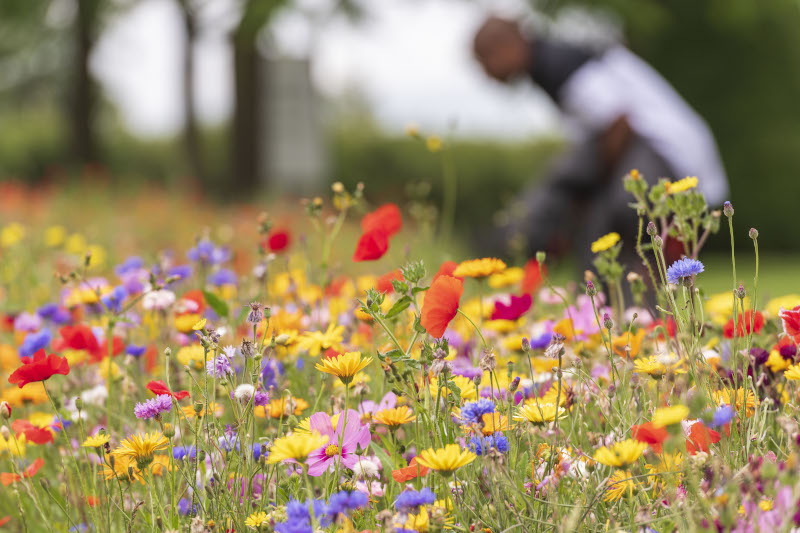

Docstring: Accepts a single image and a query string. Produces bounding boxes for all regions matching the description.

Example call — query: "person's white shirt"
[559,46,729,206]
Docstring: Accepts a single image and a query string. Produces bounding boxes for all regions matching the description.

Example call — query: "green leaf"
[385,296,412,319]
[203,290,229,318]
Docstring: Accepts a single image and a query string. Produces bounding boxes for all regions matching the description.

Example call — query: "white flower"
[350,458,379,479]
[234,384,256,401]
[143,289,176,310]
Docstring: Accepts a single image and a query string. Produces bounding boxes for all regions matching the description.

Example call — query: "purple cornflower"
[666,258,704,284]
[207,355,234,378]
[134,394,172,419]
[394,488,435,512]
[460,399,495,424]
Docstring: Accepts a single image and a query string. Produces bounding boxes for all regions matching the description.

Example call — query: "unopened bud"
[473,374,482,387]
[586,280,597,297]
[520,337,530,352]
[274,334,291,346]
[74,397,83,411]
[0,401,11,419]
[0,426,9,441]
[508,376,520,393]
[646,221,657,236]
[603,313,614,330]
[653,235,663,249]
[723,201,734,217]
[164,347,172,358]
[535,251,546,264]
[163,423,175,438]
[736,285,746,299]
[749,228,758,240]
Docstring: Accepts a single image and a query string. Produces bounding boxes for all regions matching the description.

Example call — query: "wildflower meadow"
[0,170,799,533]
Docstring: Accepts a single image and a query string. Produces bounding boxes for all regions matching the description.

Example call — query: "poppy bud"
[0,401,11,419]
[536,251,546,264]
[74,397,83,411]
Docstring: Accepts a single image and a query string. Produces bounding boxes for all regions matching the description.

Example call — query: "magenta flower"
[357,392,396,423]
[306,410,371,477]
[491,293,532,321]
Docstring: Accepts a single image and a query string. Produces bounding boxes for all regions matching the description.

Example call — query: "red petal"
[421,275,463,338]
[361,204,403,237]
[353,229,389,262]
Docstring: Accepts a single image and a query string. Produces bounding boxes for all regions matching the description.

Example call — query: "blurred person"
[472,16,728,271]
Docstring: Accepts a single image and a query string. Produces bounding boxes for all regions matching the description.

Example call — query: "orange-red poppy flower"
[11,420,53,445]
[353,229,389,262]
[779,305,800,343]
[392,457,429,482]
[8,349,70,388]
[56,325,101,358]
[723,310,764,339]
[361,204,403,237]
[263,229,291,253]
[1,458,44,486]
[521,259,546,294]
[686,422,720,455]
[631,422,668,454]
[432,261,463,283]
[421,275,463,338]
[377,270,404,294]
[146,380,189,401]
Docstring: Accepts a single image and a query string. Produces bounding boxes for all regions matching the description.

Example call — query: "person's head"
[473,17,531,83]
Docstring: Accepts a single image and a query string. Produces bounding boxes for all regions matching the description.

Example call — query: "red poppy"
[432,261,463,283]
[177,290,205,315]
[263,229,291,253]
[779,305,800,343]
[686,422,720,455]
[56,325,101,359]
[376,270,404,294]
[1,458,44,486]
[723,310,764,339]
[8,349,70,388]
[0,516,9,526]
[491,293,532,321]
[146,380,189,401]
[391,457,429,482]
[420,275,463,338]
[631,422,668,454]
[521,259,546,294]
[324,347,341,359]
[651,318,677,339]
[325,276,349,297]
[361,204,403,237]
[11,420,53,445]
[352,229,389,262]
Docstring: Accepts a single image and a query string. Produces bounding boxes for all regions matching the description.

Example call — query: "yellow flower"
[706,292,750,325]
[175,313,203,334]
[514,402,567,425]
[633,356,686,378]
[113,433,168,468]
[426,136,443,153]
[373,406,416,427]
[487,267,524,289]
[83,433,110,448]
[603,470,637,502]
[593,439,647,467]
[766,350,791,373]
[429,375,477,401]
[480,412,513,435]
[416,444,476,474]
[611,329,646,358]
[712,388,757,417]
[766,294,800,317]
[784,364,800,381]
[665,176,698,195]
[0,223,25,248]
[99,357,121,381]
[267,431,328,464]
[452,258,507,279]
[192,318,207,331]
[44,225,67,247]
[297,323,344,356]
[181,402,223,419]
[176,345,205,369]
[245,511,270,529]
[0,434,26,456]
[652,405,690,428]
[255,398,309,419]
[315,351,372,385]
[590,232,620,253]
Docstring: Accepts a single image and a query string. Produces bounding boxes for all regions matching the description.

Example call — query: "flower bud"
[0,401,11,419]
[653,235,663,249]
[749,228,758,240]
[1,426,10,441]
[163,423,175,438]
[736,285,746,299]
[508,376,520,393]
[603,313,614,330]
[536,251,546,264]
[723,201,734,217]
[473,374,482,387]
[520,337,530,352]
[74,397,83,411]
[164,347,172,358]
[586,280,597,297]
[646,221,657,236]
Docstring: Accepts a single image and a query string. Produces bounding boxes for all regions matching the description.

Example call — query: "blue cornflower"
[177,498,198,516]
[19,329,52,358]
[187,239,230,265]
[327,490,368,516]
[709,405,735,428]
[469,433,510,455]
[666,258,704,285]
[100,285,128,313]
[208,268,237,287]
[460,399,495,424]
[166,264,193,282]
[114,256,144,276]
[218,433,241,452]
[394,488,435,512]
[125,344,146,358]
[173,446,196,461]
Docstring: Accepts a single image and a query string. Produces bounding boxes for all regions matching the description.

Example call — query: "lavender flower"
[134,394,172,419]
[207,355,234,378]
[666,258,704,285]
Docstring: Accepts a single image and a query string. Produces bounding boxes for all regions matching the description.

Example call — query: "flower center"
[325,444,340,457]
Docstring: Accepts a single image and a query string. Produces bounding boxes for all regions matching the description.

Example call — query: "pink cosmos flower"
[306,410,371,477]
[357,392,397,424]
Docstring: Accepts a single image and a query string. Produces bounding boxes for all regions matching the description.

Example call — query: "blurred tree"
[175,0,205,182]
[71,0,103,166]
[531,0,800,248]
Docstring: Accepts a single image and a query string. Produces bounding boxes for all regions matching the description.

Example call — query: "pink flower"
[306,410,371,477]
[358,392,397,423]
[491,293,532,321]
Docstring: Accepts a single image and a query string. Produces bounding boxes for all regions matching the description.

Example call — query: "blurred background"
[1,0,799,270]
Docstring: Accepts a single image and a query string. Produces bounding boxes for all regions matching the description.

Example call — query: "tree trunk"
[71,0,100,167]
[178,0,204,182]
[231,31,262,192]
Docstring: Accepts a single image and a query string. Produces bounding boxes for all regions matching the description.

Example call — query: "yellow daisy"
[245,511,270,529]
[267,431,328,464]
[784,364,800,381]
[514,402,567,425]
[593,439,647,468]
[113,433,168,468]
[296,323,345,356]
[315,352,373,385]
[487,267,524,289]
[82,433,110,448]
[665,176,698,195]
[452,258,507,279]
[416,444,476,475]
[373,406,416,427]
[652,405,690,428]
[604,470,637,502]
[590,232,620,253]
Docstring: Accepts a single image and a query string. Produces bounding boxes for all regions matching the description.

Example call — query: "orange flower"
[631,422,668,454]
[1,457,44,486]
[432,261,463,283]
[612,329,646,358]
[391,457,429,482]
[421,275,463,338]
